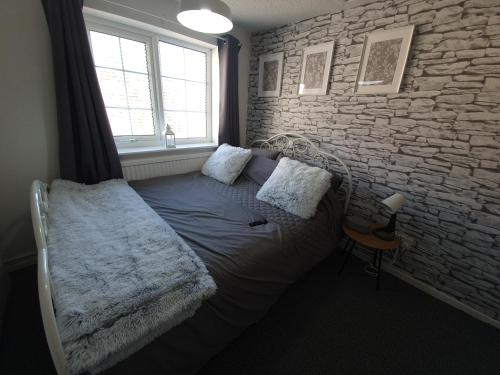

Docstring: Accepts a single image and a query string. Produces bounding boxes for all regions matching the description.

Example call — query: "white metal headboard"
[30,180,67,375]
[250,133,352,213]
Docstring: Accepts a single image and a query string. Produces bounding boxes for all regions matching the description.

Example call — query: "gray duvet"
[103,172,343,374]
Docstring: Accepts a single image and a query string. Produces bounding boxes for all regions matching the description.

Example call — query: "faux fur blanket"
[47,179,216,374]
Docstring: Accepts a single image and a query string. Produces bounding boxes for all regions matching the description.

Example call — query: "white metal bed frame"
[30,180,67,375]
[251,132,352,213]
[30,133,352,375]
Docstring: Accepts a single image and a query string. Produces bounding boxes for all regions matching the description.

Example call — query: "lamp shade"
[381,193,406,213]
[177,0,233,34]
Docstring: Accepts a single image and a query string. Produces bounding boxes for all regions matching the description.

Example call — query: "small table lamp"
[374,193,406,241]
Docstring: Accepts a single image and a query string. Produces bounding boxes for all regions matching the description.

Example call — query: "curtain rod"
[216,35,242,47]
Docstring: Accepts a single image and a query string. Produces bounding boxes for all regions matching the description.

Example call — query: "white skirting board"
[352,253,500,330]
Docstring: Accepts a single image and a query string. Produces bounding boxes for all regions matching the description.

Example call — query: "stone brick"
[451,165,471,177]
[466,0,500,7]
[410,10,436,24]
[433,6,463,25]
[456,49,486,59]
[476,93,500,103]
[470,211,500,230]
[433,0,466,9]
[424,61,469,74]
[435,38,489,51]
[409,91,441,98]
[486,48,500,56]
[409,98,435,112]
[465,64,500,74]
[410,172,444,184]
[485,25,500,36]
[445,81,483,89]
[473,169,500,182]
[408,126,455,139]
[454,75,484,81]
[400,146,439,157]
[483,77,500,92]
[416,33,444,45]
[472,56,500,65]
[414,76,451,90]
[436,94,475,104]
[457,112,500,121]
[408,2,433,15]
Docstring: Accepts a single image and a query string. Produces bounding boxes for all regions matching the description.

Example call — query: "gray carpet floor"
[2,251,500,374]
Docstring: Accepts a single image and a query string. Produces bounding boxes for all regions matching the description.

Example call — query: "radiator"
[121,152,213,181]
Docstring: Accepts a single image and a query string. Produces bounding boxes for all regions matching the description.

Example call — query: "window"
[90,31,155,139]
[86,17,215,149]
[160,42,208,139]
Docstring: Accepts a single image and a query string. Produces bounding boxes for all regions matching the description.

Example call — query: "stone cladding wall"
[246,0,500,319]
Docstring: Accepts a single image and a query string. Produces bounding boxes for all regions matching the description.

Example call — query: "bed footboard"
[30,180,67,375]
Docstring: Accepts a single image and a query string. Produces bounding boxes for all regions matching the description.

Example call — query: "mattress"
[103,172,344,374]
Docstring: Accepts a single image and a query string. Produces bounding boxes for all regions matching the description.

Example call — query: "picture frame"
[258,52,284,97]
[354,25,415,95]
[298,41,335,96]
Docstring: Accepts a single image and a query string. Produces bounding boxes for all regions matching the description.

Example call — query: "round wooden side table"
[338,223,400,290]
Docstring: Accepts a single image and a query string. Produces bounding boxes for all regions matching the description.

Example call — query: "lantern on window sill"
[164,124,176,149]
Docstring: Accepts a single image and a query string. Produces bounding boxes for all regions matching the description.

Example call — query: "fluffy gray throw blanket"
[47,179,216,374]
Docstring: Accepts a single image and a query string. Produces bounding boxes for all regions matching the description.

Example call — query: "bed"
[31,133,352,374]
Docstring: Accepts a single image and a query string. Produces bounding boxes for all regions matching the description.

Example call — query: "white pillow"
[202,144,252,185]
[256,157,332,219]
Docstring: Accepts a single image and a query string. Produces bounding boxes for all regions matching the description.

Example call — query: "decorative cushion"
[242,155,279,185]
[202,144,252,185]
[251,147,280,160]
[276,154,343,191]
[256,157,332,219]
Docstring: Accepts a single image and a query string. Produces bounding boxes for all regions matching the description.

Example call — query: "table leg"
[338,240,356,275]
[376,249,382,291]
[342,238,352,254]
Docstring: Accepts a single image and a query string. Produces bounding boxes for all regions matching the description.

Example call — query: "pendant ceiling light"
[177,0,233,34]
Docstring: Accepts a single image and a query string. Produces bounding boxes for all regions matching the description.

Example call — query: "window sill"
[118,143,218,157]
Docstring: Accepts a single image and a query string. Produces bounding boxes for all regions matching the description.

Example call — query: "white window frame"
[84,14,215,149]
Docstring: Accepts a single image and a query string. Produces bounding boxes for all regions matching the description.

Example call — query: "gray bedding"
[103,172,343,374]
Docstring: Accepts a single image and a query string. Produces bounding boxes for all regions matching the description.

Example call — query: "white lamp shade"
[177,0,233,34]
[381,193,406,212]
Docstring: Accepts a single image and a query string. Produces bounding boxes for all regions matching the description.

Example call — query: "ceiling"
[95,0,361,31]
[223,0,346,31]
[104,0,349,31]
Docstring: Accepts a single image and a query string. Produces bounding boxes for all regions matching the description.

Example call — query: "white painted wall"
[0,0,251,263]
[0,0,59,263]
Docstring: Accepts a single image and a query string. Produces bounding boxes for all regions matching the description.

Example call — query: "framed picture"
[298,41,335,96]
[354,25,415,95]
[258,52,284,97]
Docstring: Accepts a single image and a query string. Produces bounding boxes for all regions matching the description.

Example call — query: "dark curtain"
[42,0,123,184]
[217,35,241,147]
